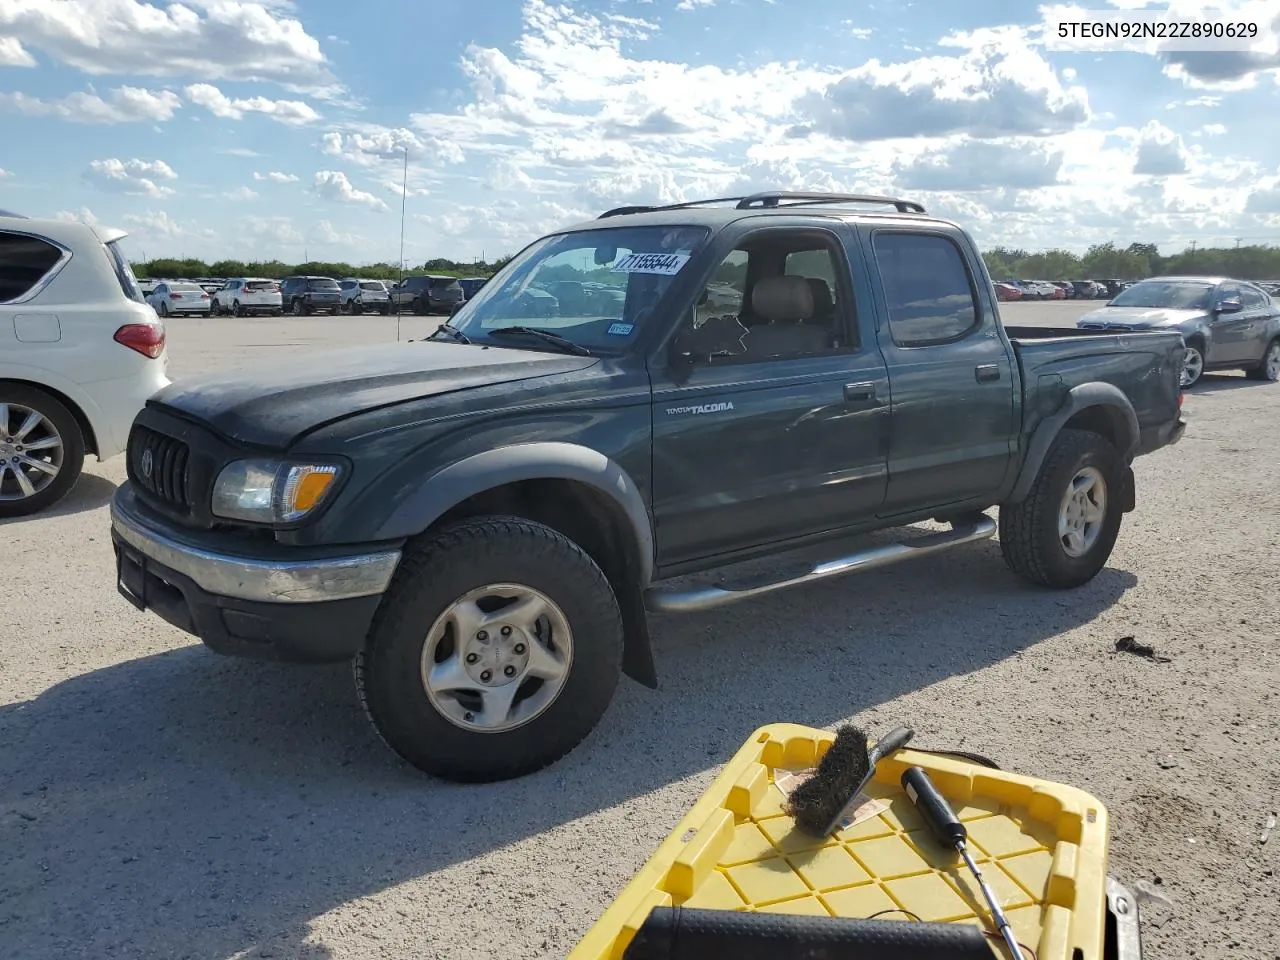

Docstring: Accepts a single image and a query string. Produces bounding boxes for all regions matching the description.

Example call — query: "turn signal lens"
[280,464,339,521]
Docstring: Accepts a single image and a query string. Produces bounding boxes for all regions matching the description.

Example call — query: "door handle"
[975,364,1001,382]
[843,381,877,403]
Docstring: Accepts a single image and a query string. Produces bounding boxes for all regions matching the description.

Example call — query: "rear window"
[360,281,385,291]
[170,283,203,292]
[104,240,145,303]
[430,278,462,291]
[0,230,66,302]
[245,280,276,291]
[308,279,339,290]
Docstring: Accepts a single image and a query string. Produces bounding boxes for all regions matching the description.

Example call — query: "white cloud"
[220,147,262,157]
[253,171,300,183]
[319,124,464,166]
[675,0,718,9]
[83,158,178,198]
[0,35,36,66]
[311,170,389,211]
[123,209,215,241]
[225,186,259,200]
[53,207,100,226]
[184,83,320,125]
[310,219,361,245]
[0,0,339,96]
[1199,123,1228,136]
[0,168,11,179]
[1133,121,1189,176]
[894,138,1064,191]
[0,86,181,124]
[244,215,304,247]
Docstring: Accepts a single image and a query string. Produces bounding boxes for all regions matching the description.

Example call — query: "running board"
[643,514,997,614]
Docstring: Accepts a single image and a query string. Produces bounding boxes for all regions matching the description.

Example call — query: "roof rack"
[596,191,925,219]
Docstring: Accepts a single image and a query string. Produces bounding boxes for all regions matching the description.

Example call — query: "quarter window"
[0,231,65,302]
[872,233,980,346]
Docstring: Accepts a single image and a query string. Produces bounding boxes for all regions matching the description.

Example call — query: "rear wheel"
[1246,338,1280,382]
[292,298,307,317]
[157,301,169,318]
[210,299,223,316]
[412,296,428,316]
[999,429,1125,589]
[232,300,244,317]
[355,516,624,783]
[0,385,85,518]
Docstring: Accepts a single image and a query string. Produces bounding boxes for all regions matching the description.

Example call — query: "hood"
[1076,305,1205,329]
[150,340,597,447]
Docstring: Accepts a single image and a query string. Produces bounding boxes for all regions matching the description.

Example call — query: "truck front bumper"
[110,486,400,663]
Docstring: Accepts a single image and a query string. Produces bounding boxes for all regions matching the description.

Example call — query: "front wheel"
[1181,341,1205,388]
[1246,338,1280,382]
[999,428,1125,589]
[355,516,624,783]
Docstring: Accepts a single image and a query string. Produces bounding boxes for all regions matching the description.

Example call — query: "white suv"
[0,214,170,516]
[210,277,283,317]
[338,277,391,314]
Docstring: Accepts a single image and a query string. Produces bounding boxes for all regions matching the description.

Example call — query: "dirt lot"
[2,300,1277,959]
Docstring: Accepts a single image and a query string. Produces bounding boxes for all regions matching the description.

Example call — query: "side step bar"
[644,514,997,614]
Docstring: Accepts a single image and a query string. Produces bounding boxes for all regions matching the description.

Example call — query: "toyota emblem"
[140,449,154,478]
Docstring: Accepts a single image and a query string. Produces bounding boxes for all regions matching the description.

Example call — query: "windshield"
[449,225,711,352]
[308,279,339,290]
[1109,280,1212,310]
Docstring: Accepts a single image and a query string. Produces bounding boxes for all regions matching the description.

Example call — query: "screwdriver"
[901,766,1027,960]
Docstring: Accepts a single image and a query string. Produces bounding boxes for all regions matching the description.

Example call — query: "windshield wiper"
[487,326,592,356]
[428,322,471,344]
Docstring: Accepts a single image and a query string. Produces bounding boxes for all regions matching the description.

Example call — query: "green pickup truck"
[110,193,1187,782]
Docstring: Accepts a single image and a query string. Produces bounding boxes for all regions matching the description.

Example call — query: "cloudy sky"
[1,0,1279,264]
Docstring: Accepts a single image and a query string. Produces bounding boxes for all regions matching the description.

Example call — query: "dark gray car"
[1076,275,1280,387]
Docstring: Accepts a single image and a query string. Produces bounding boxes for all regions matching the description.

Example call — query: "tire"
[1181,339,1205,388]
[1246,337,1280,382]
[273,309,283,317]
[0,384,86,518]
[232,300,244,317]
[412,297,428,316]
[355,516,624,783]
[210,299,222,316]
[292,298,307,317]
[157,301,169,318]
[999,428,1125,589]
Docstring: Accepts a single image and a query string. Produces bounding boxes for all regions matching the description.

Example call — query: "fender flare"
[373,441,656,585]
[1006,382,1140,505]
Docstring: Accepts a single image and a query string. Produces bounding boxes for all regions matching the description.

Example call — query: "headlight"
[211,459,342,524]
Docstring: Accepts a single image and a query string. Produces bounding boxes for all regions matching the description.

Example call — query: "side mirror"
[1215,298,1242,314]
[675,312,748,361]
[594,245,618,266]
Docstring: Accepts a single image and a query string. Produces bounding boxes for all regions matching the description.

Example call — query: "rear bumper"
[110,486,400,662]
[1137,416,1186,456]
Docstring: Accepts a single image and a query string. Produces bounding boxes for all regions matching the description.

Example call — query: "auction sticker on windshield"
[611,252,691,276]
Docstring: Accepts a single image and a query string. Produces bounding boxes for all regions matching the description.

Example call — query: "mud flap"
[1119,465,1136,513]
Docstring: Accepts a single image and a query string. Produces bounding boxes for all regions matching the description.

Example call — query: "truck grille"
[128,424,191,511]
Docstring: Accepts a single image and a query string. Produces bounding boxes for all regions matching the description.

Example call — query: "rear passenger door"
[1238,284,1275,361]
[649,222,890,566]
[1209,283,1253,363]
[862,228,1018,515]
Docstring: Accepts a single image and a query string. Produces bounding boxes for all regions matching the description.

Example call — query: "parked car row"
[135,273,493,317]
[994,279,1123,302]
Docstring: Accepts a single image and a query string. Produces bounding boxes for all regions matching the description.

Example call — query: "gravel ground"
[2,300,1277,960]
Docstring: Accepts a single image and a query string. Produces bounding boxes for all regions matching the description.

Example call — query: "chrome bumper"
[110,494,400,604]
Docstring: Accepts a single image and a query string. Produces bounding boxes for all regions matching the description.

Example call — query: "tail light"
[114,323,165,359]
[201,293,211,299]
[171,293,183,299]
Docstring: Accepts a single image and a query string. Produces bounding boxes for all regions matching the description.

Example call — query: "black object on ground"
[1115,636,1172,663]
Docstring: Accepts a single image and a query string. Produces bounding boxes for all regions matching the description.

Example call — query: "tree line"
[132,241,1280,285]
[131,257,511,281]
[981,242,1280,282]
